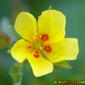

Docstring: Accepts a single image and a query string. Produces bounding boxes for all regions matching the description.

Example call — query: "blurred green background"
[0,0,84,85]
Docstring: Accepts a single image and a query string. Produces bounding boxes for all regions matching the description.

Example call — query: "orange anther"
[43,45,52,53]
[26,44,33,49]
[34,51,40,58]
[39,34,49,41]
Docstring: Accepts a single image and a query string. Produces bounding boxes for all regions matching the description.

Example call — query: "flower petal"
[45,38,79,63]
[27,52,53,77]
[15,12,37,42]
[11,39,31,63]
[38,9,66,42]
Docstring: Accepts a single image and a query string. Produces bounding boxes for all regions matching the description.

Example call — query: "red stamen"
[26,44,32,49]
[34,51,40,58]
[28,45,32,48]
[39,34,49,41]
[43,45,52,53]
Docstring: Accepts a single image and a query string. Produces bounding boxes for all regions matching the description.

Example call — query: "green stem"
[13,80,22,85]
[13,73,22,85]
[9,63,23,85]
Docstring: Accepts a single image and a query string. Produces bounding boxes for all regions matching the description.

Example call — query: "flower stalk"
[9,63,23,85]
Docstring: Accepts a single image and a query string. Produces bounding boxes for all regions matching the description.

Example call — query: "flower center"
[34,41,42,50]
[26,34,52,58]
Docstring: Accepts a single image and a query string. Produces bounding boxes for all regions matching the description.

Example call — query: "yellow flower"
[11,9,79,77]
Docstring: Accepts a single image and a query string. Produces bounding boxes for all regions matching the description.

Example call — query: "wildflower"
[11,10,79,77]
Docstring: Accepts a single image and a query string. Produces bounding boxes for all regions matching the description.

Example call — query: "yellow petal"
[15,12,37,42]
[38,9,66,42]
[27,51,53,77]
[11,39,30,63]
[45,38,79,63]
